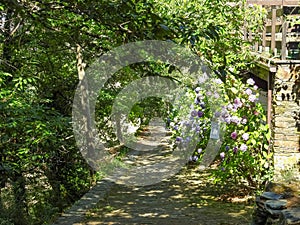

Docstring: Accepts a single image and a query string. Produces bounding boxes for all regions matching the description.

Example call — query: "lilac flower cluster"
[217,78,262,168]
[174,86,217,163]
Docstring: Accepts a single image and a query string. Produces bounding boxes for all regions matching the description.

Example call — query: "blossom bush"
[170,73,273,190]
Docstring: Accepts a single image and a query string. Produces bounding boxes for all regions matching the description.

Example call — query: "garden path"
[53,121,254,225]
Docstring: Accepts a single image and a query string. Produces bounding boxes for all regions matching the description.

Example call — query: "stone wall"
[273,65,300,181]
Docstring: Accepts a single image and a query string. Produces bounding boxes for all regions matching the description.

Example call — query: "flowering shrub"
[171,74,273,190]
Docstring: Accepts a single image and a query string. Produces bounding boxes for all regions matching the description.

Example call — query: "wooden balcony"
[245,4,300,70]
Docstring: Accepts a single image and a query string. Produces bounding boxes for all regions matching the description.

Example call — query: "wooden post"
[281,20,288,60]
[244,22,248,41]
[262,25,266,50]
[271,6,277,53]
[249,29,253,42]
[267,72,274,155]
[255,42,259,52]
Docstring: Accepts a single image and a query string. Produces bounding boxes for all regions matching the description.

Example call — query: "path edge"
[51,178,114,225]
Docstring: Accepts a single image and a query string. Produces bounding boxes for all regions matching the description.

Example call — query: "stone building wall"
[273,65,300,181]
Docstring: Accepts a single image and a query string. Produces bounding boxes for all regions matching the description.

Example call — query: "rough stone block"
[274,153,300,173]
[273,140,299,149]
[261,192,283,200]
[276,67,291,81]
[280,208,300,225]
[265,200,287,210]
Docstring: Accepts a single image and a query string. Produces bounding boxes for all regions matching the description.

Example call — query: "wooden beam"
[271,6,277,52]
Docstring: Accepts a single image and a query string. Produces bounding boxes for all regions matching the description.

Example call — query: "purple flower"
[174,125,178,131]
[224,116,231,124]
[196,125,201,132]
[221,109,229,118]
[221,167,225,171]
[245,88,252,95]
[176,137,183,142]
[185,136,191,142]
[231,131,237,139]
[240,144,248,152]
[207,91,212,96]
[249,94,257,102]
[247,78,255,86]
[198,111,204,117]
[214,111,221,118]
[233,98,243,108]
[233,146,238,154]
[197,148,202,154]
[191,110,197,117]
[225,146,230,151]
[184,121,191,127]
[242,133,249,141]
[220,152,225,159]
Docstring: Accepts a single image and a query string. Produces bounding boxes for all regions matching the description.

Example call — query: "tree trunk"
[76,44,96,170]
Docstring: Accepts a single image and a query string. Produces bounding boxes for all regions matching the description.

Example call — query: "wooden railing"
[246,4,300,62]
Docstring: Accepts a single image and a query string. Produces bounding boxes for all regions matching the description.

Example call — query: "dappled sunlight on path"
[74,122,254,225]
[77,167,253,225]
[54,122,255,225]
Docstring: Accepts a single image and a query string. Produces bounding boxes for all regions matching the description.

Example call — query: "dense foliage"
[0,0,269,224]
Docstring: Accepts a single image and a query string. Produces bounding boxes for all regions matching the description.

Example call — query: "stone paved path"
[54,120,254,225]
[78,167,254,225]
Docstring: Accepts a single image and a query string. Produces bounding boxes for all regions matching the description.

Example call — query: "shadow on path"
[53,122,254,225]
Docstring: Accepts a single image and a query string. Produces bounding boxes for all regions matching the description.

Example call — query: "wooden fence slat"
[281,20,288,60]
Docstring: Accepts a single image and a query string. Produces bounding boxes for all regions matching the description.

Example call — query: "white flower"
[245,88,252,95]
[247,78,255,86]
[241,118,247,124]
[195,87,201,93]
[242,133,249,141]
[227,104,233,111]
[240,144,248,152]
[249,94,257,102]
[198,76,207,84]
[231,116,241,124]
[213,78,223,85]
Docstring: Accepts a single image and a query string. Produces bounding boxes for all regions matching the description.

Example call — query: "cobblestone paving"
[54,121,255,225]
[77,166,254,225]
